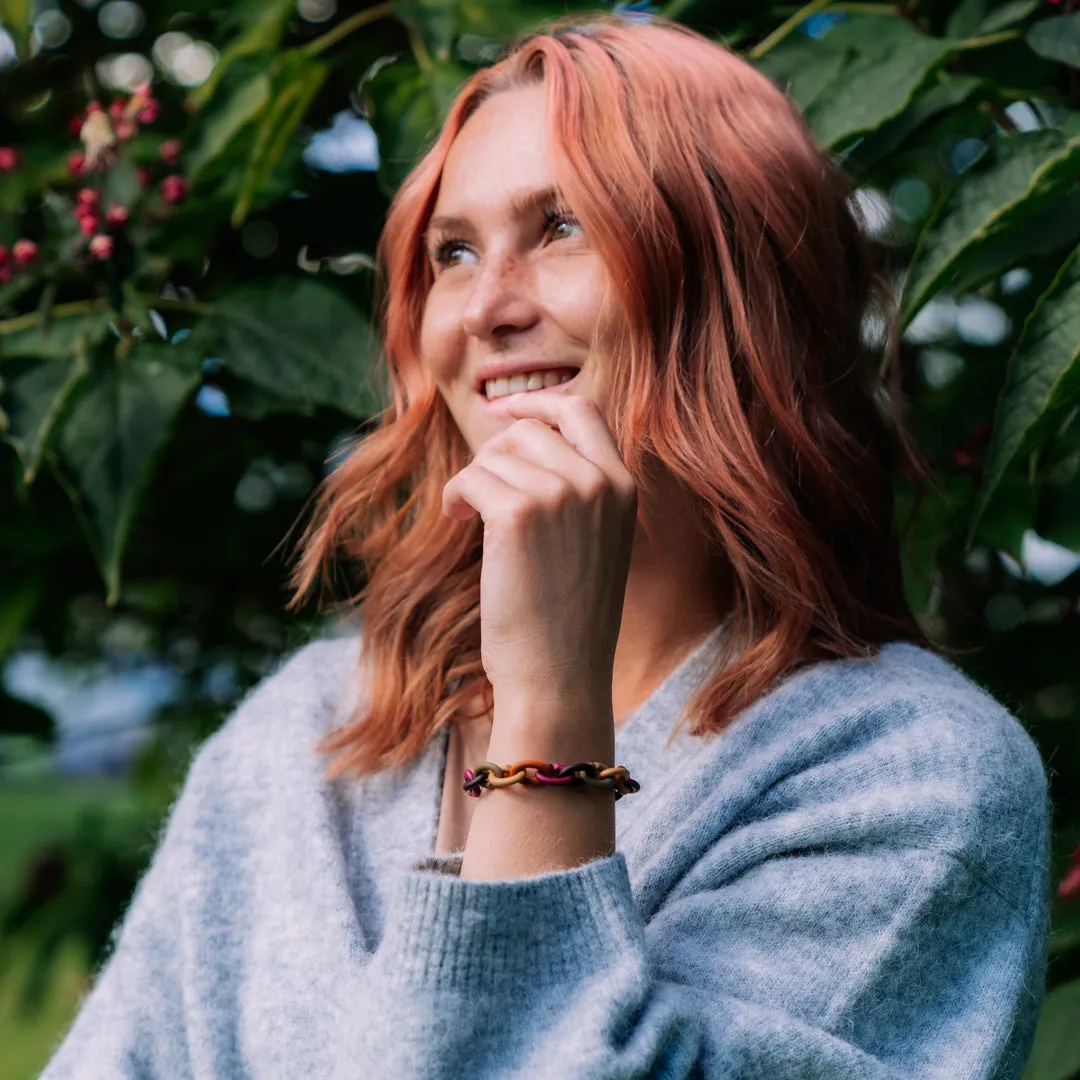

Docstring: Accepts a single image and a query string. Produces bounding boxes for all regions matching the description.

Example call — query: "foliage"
[2,0,1080,1076]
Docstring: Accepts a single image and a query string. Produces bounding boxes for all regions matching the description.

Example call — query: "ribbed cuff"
[376,853,644,992]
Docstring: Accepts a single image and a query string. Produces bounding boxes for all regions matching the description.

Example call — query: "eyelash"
[429,207,581,269]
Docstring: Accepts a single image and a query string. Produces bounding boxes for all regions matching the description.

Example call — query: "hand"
[442,393,638,705]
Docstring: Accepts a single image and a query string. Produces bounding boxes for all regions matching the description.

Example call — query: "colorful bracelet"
[463,760,641,800]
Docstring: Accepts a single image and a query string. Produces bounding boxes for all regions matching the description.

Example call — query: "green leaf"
[368,57,470,195]
[902,129,1080,325]
[973,246,1080,535]
[947,0,988,39]
[187,0,296,111]
[0,309,110,363]
[209,279,382,417]
[56,343,201,605]
[185,74,272,184]
[0,311,111,483]
[844,75,985,169]
[979,0,1038,35]
[753,35,849,112]
[801,16,956,149]
[231,59,329,227]
[0,0,32,54]
[1027,13,1080,70]
[1,352,89,485]
[1021,977,1080,1080]
[949,185,1080,297]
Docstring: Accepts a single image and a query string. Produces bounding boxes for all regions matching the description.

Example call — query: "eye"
[427,208,582,272]
[544,208,582,242]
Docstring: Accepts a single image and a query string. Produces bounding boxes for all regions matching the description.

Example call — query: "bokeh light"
[98,1,145,40]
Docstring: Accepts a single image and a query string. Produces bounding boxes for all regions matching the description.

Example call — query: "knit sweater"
[39,624,1052,1079]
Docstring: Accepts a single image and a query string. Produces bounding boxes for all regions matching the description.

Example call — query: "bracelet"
[463,760,641,800]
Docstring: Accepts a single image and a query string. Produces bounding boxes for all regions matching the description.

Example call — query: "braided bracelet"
[463,760,641,800]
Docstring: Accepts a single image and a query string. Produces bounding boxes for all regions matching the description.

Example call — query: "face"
[419,84,621,454]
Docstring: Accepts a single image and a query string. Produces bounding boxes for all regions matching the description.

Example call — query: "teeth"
[483,369,576,400]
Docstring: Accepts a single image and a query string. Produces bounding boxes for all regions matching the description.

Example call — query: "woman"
[41,12,1050,1079]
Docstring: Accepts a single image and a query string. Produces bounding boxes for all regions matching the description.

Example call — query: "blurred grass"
[0,778,132,1080]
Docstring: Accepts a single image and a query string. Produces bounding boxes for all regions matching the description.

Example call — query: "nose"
[461,248,540,343]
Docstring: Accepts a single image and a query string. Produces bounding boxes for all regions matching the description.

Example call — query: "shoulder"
[181,623,366,803]
[660,640,1050,912]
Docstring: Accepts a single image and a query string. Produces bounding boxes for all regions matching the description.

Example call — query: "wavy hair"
[288,11,930,780]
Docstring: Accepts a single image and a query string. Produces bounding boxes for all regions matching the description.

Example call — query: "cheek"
[418,292,464,386]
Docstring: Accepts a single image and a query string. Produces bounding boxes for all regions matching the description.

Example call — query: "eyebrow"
[425,185,566,240]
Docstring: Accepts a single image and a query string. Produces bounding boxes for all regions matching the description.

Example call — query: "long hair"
[287,11,930,780]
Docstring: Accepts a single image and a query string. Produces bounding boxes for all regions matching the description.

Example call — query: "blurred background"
[1,0,1079,1076]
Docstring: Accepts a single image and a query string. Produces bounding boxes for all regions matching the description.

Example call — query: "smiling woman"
[38,11,1051,1080]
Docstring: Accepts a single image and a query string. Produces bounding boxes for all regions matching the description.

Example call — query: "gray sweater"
[39,626,1052,1078]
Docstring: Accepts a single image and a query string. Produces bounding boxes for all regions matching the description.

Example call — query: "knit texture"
[38,626,1052,1079]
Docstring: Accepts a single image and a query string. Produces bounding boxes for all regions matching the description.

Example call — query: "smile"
[482,368,578,400]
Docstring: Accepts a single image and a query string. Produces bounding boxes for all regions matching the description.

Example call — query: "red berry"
[88,235,114,261]
[85,100,102,114]
[160,174,187,205]
[0,244,7,267]
[0,147,20,171]
[136,98,160,124]
[77,213,100,237]
[952,447,977,471]
[1060,864,1080,902]
[105,204,128,228]
[12,239,38,266]
[108,99,126,120]
[67,114,85,136]
[159,138,181,166]
[135,165,152,189]
[67,151,86,177]
[0,266,12,283]
[76,187,100,207]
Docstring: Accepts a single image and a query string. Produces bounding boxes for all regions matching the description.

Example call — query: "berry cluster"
[0,83,188,276]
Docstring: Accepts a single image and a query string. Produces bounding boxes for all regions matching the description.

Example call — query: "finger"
[472,447,570,503]
[502,393,630,486]
[491,418,600,489]
[443,462,524,522]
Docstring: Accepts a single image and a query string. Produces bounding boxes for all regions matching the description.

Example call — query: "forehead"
[433,84,552,214]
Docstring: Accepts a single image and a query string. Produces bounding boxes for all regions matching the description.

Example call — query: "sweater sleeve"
[354,779,1051,1079]
[36,739,207,1080]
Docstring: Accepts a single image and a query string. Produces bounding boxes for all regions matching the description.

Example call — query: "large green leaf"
[0,311,111,482]
[802,16,956,150]
[972,245,1080,534]
[902,128,1080,325]
[844,75,985,169]
[1027,13,1080,71]
[1021,977,1080,1080]
[231,59,329,227]
[1,352,89,485]
[185,74,272,184]
[187,0,296,111]
[753,35,848,112]
[0,309,110,363]
[57,344,201,605]
[209,279,382,418]
[949,185,1080,297]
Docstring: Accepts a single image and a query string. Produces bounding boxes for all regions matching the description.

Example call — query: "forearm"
[459,686,617,881]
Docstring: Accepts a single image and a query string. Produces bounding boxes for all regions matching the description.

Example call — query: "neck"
[612,474,724,724]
